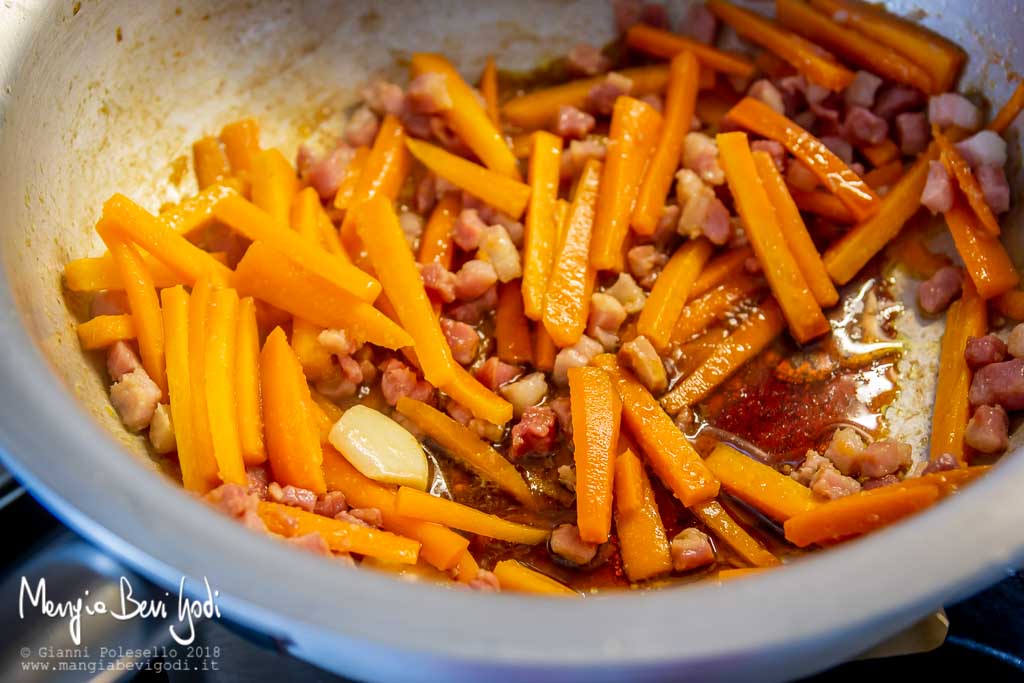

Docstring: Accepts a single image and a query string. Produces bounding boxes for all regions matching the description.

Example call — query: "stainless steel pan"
[1,1,1022,680]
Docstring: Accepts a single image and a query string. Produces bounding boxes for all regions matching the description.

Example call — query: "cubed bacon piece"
[618,335,668,394]
[430,116,472,156]
[499,372,548,416]
[965,335,1008,370]
[345,507,385,528]
[823,428,867,476]
[701,197,732,246]
[844,71,883,109]
[566,43,611,76]
[683,132,725,185]
[552,335,604,386]
[976,164,1011,214]
[857,440,912,478]
[287,532,332,556]
[843,106,889,146]
[306,145,356,199]
[446,286,499,325]
[748,79,785,115]
[474,355,521,390]
[315,373,358,402]
[205,483,267,531]
[360,79,405,115]
[640,93,664,113]
[314,490,349,518]
[109,368,161,432]
[510,405,558,459]
[555,105,597,139]
[587,72,634,116]
[479,226,522,282]
[969,358,1024,411]
[561,137,608,179]
[318,328,357,358]
[928,93,982,131]
[627,244,667,289]
[955,130,1007,169]
[379,359,434,406]
[344,106,380,147]
[670,528,715,572]
[820,135,854,165]
[419,262,458,303]
[549,395,574,434]
[923,452,960,474]
[399,211,425,245]
[468,570,501,592]
[550,523,599,565]
[246,466,270,498]
[453,208,487,251]
[873,85,925,120]
[454,260,499,301]
[415,173,437,214]
[107,340,142,382]
[91,290,129,317]
[557,463,577,491]
[605,273,647,314]
[896,112,929,155]
[920,160,954,215]
[268,482,318,512]
[811,466,863,499]
[965,405,1009,454]
[148,403,176,454]
[1009,323,1024,359]
[679,2,717,44]
[786,159,820,192]
[406,73,453,114]
[588,292,627,335]
[862,474,900,490]
[791,451,832,486]
[918,265,963,315]
[440,317,480,365]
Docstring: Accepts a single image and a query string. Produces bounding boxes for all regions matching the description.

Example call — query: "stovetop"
[2,470,1022,682]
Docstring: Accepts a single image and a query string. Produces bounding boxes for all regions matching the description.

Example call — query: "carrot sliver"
[614,442,646,515]
[934,128,1001,238]
[988,80,1024,134]
[929,281,987,465]
[161,184,239,238]
[66,253,181,292]
[251,148,298,227]
[291,317,333,381]
[775,0,933,93]
[220,118,260,175]
[593,354,720,507]
[260,327,326,494]
[543,159,603,347]
[193,137,232,190]
[902,466,991,496]
[662,297,786,412]
[77,314,136,350]
[725,97,879,221]
[707,0,854,91]
[332,145,370,211]
[863,159,904,190]
[161,286,220,493]
[690,246,754,300]
[789,189,856,223]
[703,442,820,521]
[440,363,514,426]
[632,51,701,235]
[522,131,563,320]
[291,186,323,245]
[405,137,531,219]
[671,275,763,343]
[861,139,901,168]
[783,484,940,548]
[418,192,460,270]
[638,238,714,350]
[754,151,839,308]
[395,396,535,507]
[355,196,456,386]
[187,274,219,487]
[613,449,672,581]
[203,287,246,486]
[994,290,1024,320]
[624,24,755,77]
[259,501,419,564]
[495,280,534,364]
[411,53,519,180]
[453,551,480,583]
[944,196,1019,299]
[533,324,558,372]
[394,487,549,544]
[480,55,501,128]
[235,296,266,466]
[493,560,577,596]
[568,366,622,543]
[591,97,662,263]
[693,499,780,568]
[718,133,828,342]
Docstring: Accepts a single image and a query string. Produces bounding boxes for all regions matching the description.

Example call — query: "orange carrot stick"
[214,193,381,303]
[235,296,266,466]
[251,148,298,227]
[591,97,663,262]
[405,137,531,219]
[661,297,786,412]
[511,132,534,159]
[754,151,840,307]
[188,274,219,487]
[690,246,754,300]
[219,117,261,175]
[614,442,647,515]
[160,184,239,238]
[613,449,672,581]
[193,136,232,190]
[624,25,755,77]
[411,53,520,180]
[394,487,549,544]
[96,225,167,396]
[930,280,987,465]
[671,275,763,343]
[632,51,701,235]
[233,241,411,349]
[316,204,349,261]
[453,551,481,583]
[593,355,720,507]
[76,314,136,350]
[934,127,1001,237]
[775,0,933,93]
[568,366,622,543]
[332,145,370,211]
[495,280,534,364]
[101,194,233,285]
[693,499,781,567]
[66,254,182,292]
[522,131,563,320]
[291,317,333,381]
[718,133,829,342]
[783,484,940,548]
[480,55,501,128]
[703,442,820,521]
[823,149,932,285]
[417,192,460,270]
[354,196,457,386]
[707,0,854,91]
[717,567,769,581]
[994,290,1024,321]
[901,466,991,496]
[492,560,577,596]
[638,238,714,350]
[725,98,879,221]
[543,159,603,347]
[863,159,904,190]
[204,287,247,486]
[160,286,220,493]
[861,139,900,168]
[395,396,535,506]
[290,186,323,245]
[808,0,965,93]
[944,196,1019,300]
[440,363,514,426]
[260,327,326,493]
[789,189,856,223]
[988,80,1024,134]
[259,501,419,564]
[533,325,558,372]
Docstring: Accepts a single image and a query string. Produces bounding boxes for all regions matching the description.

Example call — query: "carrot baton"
[219,117,261,175]
[671,275,764,344]
[533,325,558,372]
[568,366,622,544]
[440,363,514,426]
[707,0,854,91]
[188,274,219,487]
[593,354,720,507]
[863,159,904,190]
[988,80,1024,134]
[522,131,563,320]
[76,314,136,350]
[944,196,1019,300]
[861,139,900,168]
[235,296,266,466]
[637,238,714,350]
[418,192,460,270]
[204,287,247,487]
[703,443,820,521]
[995,290,1024,321]
[690,246,754,300]
[543,159,603,347]
[160,184,239,238]
[66,253,183,292]
[693,499,780,568]
[495,280,534,364]
[332,145,370,211]
[394,487,549,544]
[934,127,1001,237]
[291,186,324,246]
[480,55,501,128]
[251,148,298,227]
[632,51,701,235]
[789,190,856,224]
[493,560,577,596]
[661,297,786,412]
[718,133,829,342]
[410,53,520,180]
[614,449,672,581]
[590,97,662,266]
[193,136,232,190]
[753,150,839,307]
[624,24,755,77]
[614,442,646,515]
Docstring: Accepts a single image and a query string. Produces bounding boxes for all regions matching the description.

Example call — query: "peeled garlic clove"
[328,405,429,490]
